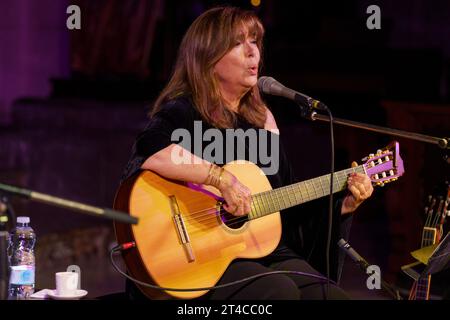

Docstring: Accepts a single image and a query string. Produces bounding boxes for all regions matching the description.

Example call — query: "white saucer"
[47,289,88,300]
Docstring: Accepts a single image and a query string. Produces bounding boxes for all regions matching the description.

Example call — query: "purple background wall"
[0,0,70,124]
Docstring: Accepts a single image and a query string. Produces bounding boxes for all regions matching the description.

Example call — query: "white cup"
[55,272,79,296]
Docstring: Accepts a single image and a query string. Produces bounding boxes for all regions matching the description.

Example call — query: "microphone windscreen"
[257,76,277,94]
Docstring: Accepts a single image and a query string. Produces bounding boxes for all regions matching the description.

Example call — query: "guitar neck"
[415,275,431,300]
[248,165,365,220]
[413,217,438,300]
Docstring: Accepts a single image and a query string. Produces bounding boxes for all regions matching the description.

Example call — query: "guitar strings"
[410,190,450,300]
[149,165,358,225]
[176,181,350,235]
[422,196,448,246]
[181,177,343,224]
[422,204,434,247]
[184,185,331,235]
[137,167,360,233]
[178,187,303,223]
[180,185,317,228]
[431,199,444,228]
[181,166,361,223]
[184,177,364,234]
[191,182,346,227]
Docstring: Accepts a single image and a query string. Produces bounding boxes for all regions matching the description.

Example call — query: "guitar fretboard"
[248,165,365,220]
[415,275,431,300]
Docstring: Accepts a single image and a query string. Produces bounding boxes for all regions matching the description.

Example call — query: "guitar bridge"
[169,195,195,263]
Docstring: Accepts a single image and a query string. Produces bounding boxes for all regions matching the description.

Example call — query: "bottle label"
[9,265,35,285]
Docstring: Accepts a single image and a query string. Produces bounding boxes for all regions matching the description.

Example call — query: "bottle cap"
[17,216,30,224]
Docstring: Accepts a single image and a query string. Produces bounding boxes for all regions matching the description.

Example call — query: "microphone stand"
[0,183,137,300]
[310,113,449,150]
[339,239,402,300]
[0,183,138,225]
[280,85,446,300]
[308,110,446,300]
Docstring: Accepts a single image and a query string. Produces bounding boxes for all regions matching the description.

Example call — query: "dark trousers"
[206,258,349,300]
[127,258,349,300]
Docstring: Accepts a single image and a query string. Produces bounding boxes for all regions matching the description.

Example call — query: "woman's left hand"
[341,161,374,215]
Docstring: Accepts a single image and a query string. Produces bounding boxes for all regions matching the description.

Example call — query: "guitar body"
[114,161,281,299]
[113,142,404,299]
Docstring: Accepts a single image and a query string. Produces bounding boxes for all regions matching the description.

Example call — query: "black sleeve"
[135,98,196,160]
[280,144,353,282]
[120,98,196,183]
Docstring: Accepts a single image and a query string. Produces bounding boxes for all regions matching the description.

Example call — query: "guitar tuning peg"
[369,153,375,158]
[376,149,382,155]
[361,156,368,162]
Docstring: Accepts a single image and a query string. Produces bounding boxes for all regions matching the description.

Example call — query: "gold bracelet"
[211,165,221,188]
[204,163,214,185]
[205,163,220,187]
[218,167,225,188]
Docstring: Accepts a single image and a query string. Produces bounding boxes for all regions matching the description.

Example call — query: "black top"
[121,96,351,282]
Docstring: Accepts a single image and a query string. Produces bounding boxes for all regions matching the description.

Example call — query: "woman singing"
[120,6,373,300]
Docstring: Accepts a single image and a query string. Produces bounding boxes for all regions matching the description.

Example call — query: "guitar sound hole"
[219,208,248,229]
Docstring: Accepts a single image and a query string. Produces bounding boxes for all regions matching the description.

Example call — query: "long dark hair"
[151,6,267,128]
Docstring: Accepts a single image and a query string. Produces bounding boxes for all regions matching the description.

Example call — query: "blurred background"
[0,0,449,299]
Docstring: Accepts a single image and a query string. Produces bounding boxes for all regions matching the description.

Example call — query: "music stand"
[403,231,450,281]
[422,231,450,276]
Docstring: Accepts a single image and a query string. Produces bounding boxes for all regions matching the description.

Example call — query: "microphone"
[337,238,370,272]
[338,238,402,300]
[257,76,328,112]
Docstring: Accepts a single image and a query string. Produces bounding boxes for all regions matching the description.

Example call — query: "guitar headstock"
[423,180,450,229]
[362,141,405,187]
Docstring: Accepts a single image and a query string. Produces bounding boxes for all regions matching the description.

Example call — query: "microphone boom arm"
[311,113,449,150]
[0,182,138,225]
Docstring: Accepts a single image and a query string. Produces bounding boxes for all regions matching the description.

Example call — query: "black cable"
[109,246,336,293]
[323,106,335,300]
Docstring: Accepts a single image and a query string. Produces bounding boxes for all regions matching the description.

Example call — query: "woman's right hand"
[218,170,252,217]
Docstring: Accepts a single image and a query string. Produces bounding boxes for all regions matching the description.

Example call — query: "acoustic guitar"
[408,181,449,300]
[114,141,404,299]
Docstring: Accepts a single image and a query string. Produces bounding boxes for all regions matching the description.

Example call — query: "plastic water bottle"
[8,216,36,299]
